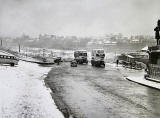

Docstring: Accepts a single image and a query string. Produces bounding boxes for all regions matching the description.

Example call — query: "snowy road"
[0,61,64,118]
[46,62,160,118]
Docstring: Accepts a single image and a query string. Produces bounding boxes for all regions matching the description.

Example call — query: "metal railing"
[148,64,160,80]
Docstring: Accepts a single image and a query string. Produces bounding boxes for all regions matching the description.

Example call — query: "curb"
[145,77,160,83]
[126,77,160,91]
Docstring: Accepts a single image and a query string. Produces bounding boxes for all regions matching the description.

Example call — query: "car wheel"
[10,63,15,67]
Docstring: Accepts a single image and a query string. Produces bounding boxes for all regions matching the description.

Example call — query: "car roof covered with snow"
[0,50,16,57]
[74,50,87,53]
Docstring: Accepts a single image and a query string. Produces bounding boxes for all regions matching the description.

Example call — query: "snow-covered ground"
[0,61,64,118]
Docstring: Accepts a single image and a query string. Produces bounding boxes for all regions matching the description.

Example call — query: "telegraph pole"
[19,44,21,53]
[1,39,2,47]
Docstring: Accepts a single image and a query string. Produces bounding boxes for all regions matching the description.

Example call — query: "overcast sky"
[0,0,159,37]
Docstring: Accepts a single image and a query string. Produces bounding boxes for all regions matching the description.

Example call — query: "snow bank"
[0,61,64,118]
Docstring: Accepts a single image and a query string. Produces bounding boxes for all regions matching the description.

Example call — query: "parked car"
[54,57,62,63]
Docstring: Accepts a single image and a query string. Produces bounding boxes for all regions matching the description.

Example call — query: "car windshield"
[80,53,87,56]
[75,52,87,56]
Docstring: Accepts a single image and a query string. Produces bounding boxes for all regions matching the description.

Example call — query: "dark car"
[54,57,62,63]
[70,60,77,67]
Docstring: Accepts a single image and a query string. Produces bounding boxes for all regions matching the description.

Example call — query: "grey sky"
[0,0,159,37]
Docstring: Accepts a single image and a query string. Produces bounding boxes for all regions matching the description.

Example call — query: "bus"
[74,50,88,64]
[91,49,105,67]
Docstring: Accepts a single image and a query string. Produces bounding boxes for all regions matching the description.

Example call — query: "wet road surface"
[46,62,160,118]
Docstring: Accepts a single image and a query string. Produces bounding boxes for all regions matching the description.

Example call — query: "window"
[97,50,104,53]
[82,53,87,56]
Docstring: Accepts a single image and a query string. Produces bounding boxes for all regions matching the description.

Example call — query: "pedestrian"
[145,62,149,73]
[57,58,60,65]
[116,59,119,67]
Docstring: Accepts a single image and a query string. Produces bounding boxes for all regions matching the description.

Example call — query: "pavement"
[126,70,160,90]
